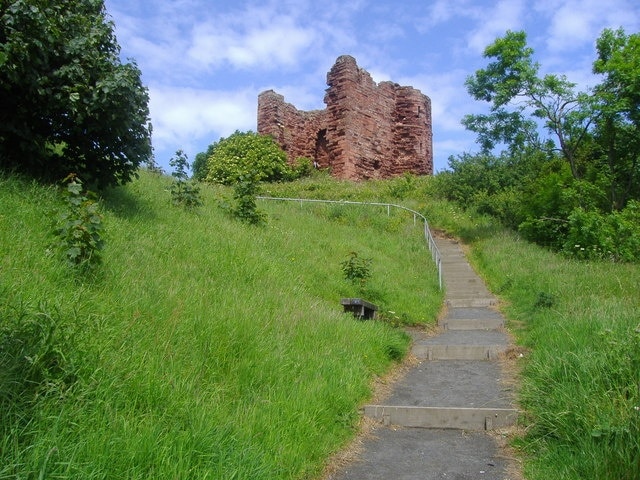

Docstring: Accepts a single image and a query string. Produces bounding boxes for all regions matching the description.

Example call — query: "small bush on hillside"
[387,172,417,200]
[341,251,372,287]
[205,131,298,185]
[219,173,266,225]
[53,174,104,270]
[292,156,314,178]
[169,150,202,209]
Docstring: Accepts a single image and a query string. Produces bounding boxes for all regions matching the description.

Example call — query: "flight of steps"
[363,235,518,431]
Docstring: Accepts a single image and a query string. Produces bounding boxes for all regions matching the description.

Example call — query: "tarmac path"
[325,233,523,480]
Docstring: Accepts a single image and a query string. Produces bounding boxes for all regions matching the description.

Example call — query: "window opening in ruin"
[315,129,330,168]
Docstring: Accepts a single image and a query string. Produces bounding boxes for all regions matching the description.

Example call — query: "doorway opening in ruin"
[314,129,330,168]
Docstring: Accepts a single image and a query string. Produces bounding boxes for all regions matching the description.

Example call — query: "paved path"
[326,235,521,480]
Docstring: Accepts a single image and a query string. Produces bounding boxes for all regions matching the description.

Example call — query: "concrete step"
[382,360,513,409]
[364,405,518,430]
[414,344,507,360]
[439,307,505,330]
[445,307,504,320]
[413,330,508,360]
[446,298,497,308]
[440,318,504,330]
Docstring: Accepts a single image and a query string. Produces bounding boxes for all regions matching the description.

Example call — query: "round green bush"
[205,131,293,185]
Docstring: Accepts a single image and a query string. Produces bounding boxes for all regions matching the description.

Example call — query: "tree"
[0,0,152,188]
[169,150,202,209]
[191,150,211,182]
[463,30,592,179]
[205,131,292,185]
[591,28,640,210]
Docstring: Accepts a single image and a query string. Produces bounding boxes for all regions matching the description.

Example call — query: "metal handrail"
[256,196,443,290]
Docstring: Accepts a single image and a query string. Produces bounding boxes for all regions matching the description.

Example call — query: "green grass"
[0,171,441,479]
[440,212,640,479]
[5,169,637,479]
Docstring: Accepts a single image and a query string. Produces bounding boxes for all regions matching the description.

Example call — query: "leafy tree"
[0,0,152,188]
[205,131,293,185]
[169,150,202,209]
[463,30,592,179]
[191,150,210,182]
[53,173,104,270]
[590,28,640,210]
[451,28,640,262]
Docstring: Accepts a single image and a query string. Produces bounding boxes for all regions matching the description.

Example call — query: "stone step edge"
[364,405,518,431]
[438,318,504,330]
[413,344,507,360]
[446,298,497,308]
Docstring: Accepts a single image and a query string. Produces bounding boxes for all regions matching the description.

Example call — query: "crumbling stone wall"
[257,55,433,181]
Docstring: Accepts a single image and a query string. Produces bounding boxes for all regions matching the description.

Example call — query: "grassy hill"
[0,170,441,479]
[2,169,639,479]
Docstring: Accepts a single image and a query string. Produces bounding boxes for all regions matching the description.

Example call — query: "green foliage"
[169,150,202,209]
[0,0,152,188]
[590,28,640,209]
[222,173,266,225]
[442,28,640,262]
[341,251,373,287]
[292,156,314,178]
[0,299,82,415]
[562,201,640,262]
[386,172,418,200]
[53,174,104,269]
[205,131,297,185]
[191,150,209,181]
[464,30,591,177]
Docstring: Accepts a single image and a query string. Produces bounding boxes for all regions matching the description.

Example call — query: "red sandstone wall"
[257,55,433,180]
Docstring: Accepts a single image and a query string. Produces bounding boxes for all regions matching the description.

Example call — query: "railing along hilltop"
[256,196,442,290]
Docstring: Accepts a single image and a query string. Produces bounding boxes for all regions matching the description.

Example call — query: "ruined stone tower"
[257,55,433,181]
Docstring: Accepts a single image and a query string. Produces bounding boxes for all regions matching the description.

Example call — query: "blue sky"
[103,0,640,174]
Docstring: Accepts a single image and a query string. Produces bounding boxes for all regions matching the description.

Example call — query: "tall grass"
[0,171,441,479]
[439,206,640,480]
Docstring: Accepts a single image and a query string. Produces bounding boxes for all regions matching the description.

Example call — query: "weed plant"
[169,150,203,209]
[53,174,104,270]
[0,170,441,479]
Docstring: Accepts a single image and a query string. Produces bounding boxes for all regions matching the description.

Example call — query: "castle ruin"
[257,55,433,181]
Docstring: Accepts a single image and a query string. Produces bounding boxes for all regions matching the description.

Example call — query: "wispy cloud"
[149,86,256,159]
[186,11,317,71]
[466,0,526,53]
[540,0,640,52]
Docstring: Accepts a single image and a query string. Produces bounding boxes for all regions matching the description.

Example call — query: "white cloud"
[537,0,640,53]
[466,0,526,53]
[187,14,316,71]
[148,86,257,158]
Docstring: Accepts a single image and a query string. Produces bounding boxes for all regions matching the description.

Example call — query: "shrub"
[53,174,104,269]
[341,251,372,287]
[220,173,266,225]
[205,131,294,185]
[562,201,640,262]
[292,156,314,178]
[169,150,203,209]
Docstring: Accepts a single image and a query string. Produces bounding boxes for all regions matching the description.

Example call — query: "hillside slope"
[0,171,441,479]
